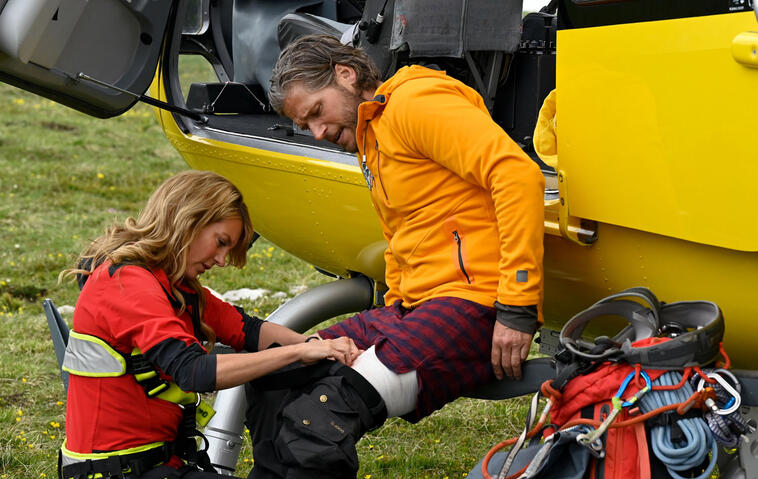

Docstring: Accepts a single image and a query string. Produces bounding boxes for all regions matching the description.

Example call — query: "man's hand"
[491,322,533,380]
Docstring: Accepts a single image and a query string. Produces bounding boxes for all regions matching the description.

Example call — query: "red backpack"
[481,287,728,479]
[547,348,668,479]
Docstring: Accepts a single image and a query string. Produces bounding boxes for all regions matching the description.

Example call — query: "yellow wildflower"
[97,172,105,179]
[13,98,24,105]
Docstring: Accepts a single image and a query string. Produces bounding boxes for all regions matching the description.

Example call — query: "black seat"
[43,298,70,392]
[278,12,351,49]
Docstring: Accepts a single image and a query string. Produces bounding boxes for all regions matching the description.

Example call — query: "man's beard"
[335,84,363,152]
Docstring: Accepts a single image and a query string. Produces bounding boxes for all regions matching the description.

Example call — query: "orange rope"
[694,367,717,384]
[718,342,731,369]
[652,367,692,391]
[633,363,643,388]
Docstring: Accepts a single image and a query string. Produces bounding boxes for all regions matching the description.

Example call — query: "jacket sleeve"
[389,78,545,311]
[202,288,264,352]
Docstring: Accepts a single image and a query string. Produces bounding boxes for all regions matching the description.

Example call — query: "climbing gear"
[692,369,755,448]
[62,331,215,424]
[480,287,739,479]
[59,332,217,477]
[59,441,175,479]
[559,287,724,369]
[638,371,718,479]
[575,369,652,454]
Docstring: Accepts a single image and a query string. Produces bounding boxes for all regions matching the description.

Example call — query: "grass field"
[0,68,529,478]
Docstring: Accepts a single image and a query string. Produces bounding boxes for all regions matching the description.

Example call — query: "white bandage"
[350,345,418,418]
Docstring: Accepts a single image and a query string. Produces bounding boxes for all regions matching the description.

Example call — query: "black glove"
[494,302,539,335]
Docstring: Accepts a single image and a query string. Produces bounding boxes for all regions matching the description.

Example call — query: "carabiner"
[696,370,741,415]
[616,370,652,407]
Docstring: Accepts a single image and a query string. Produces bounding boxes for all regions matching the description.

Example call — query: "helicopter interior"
[173,0,557,170]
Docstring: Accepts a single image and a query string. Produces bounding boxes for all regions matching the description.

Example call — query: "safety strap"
[60,442,172,479]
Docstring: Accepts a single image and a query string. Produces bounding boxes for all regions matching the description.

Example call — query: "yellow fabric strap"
[60,439,165,461]
[155,382,198,406]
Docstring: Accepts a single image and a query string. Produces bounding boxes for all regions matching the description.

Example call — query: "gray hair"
[269,34,381,114]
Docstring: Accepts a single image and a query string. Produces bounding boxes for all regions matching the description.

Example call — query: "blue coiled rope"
[637,371,717,479]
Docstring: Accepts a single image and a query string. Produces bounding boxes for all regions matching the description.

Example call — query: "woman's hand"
[299,336,362,366]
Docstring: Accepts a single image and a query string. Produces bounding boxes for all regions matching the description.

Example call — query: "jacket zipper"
[376,143,389,201]
[452,230,471,284]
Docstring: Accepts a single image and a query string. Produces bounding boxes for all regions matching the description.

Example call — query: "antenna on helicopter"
[359,0,391,44]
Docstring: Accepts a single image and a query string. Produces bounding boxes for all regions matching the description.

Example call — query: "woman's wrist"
[304,335,321,343]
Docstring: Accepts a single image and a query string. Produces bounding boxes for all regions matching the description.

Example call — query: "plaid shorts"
[319,297,496,422]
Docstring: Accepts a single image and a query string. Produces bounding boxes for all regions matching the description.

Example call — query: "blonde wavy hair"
[65,170,254,346]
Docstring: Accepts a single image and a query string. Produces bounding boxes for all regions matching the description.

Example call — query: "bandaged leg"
[350,346,418,418]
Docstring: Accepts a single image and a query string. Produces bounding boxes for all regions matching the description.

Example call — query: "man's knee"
[245,364,387,478]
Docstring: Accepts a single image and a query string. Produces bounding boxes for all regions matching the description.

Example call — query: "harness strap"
[60,443,172,479]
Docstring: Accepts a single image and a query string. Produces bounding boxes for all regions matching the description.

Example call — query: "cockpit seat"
[278,12,354,49]
[231,0,352,94]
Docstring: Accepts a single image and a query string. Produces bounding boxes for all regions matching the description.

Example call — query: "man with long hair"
[247,34,545,478]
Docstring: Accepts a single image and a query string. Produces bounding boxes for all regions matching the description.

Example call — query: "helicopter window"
[182,0,210,36]
[178,55,218,103]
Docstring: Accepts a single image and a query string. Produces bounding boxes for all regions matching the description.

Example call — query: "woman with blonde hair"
[59,170,359,479]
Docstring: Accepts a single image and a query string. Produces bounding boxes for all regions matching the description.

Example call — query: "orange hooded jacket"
[355,65,545,313]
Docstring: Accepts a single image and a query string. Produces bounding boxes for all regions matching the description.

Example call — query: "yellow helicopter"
[3,0,758,475]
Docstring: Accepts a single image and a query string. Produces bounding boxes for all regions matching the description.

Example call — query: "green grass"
[0,60,529,478]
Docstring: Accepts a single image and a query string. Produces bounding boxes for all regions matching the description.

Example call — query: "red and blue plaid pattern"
[319,297,496,422]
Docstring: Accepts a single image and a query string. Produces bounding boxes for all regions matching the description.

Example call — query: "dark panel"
[558,0,753,29]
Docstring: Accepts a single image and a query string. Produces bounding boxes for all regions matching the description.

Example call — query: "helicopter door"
[0,0,173,118]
